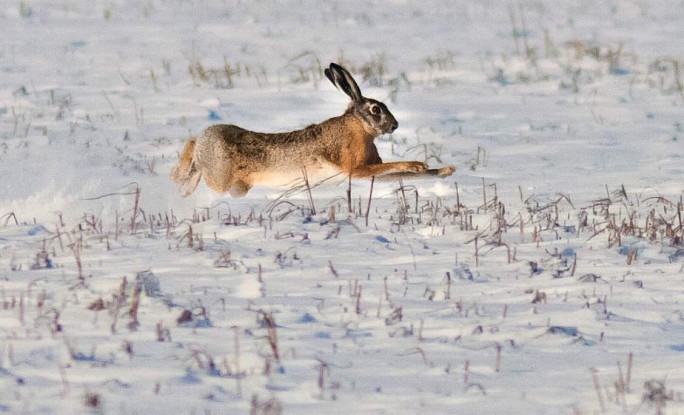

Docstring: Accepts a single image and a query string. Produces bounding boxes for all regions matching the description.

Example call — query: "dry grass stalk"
[1,212,18,227]
[257,311,280,363]
[127,279,142,331]
[300,166,316,215]
[590,368,607,413]
[250,394,282,415]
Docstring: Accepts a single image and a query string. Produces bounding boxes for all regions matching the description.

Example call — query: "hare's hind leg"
[201,163,252,197]
[193,126,255,197]
[171,138,203,197]
[205,176,251,197]
[228,179,252,197]
[180,170,202,196]
[202,167,231,193]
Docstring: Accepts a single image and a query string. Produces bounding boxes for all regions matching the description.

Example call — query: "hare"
[171,62,454,197]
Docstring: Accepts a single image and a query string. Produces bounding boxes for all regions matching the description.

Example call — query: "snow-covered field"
[1,1,683,413]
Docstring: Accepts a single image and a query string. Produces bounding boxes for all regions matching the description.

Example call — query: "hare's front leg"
[432,165,456,177]
[350,161,427,178]
[375,165,456,181]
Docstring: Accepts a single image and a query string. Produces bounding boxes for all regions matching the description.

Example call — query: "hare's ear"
[325,63,363,102]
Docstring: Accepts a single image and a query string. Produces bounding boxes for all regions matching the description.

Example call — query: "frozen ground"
[1,1,683,414]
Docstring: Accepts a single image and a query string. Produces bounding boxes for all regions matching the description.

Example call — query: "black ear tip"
[329,62,345,72]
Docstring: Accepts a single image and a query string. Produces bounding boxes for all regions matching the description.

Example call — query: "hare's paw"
[402,161,428,173]
[437,165,456,178]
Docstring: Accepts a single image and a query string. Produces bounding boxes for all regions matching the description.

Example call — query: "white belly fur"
[250,162,344,189]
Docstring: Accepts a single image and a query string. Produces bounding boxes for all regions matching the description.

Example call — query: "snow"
[1,0,683,414]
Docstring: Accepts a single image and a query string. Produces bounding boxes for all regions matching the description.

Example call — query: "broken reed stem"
[1,212,19,227]
[365,176,375,227]
[155,322,165,342]
[346,173,353,214]
[455,182,461,214]
[327,260,339,278]
[68,233,84,282]
[127,280,141,331]
[626,352,633,393]
[616,360,628,410]
[672,58,684,98]
[130,185,140,234]
[317,361,327,391]
[571,254,577,276]
[376,287,382,318]
[18,294,24,325]
[464,360,470,384]
[482,177,487,212]
[233,326,242,397]
[383,276,389,302]
[259,312,280,363]
[355,284,363,314]
[115,210,119,241]
[56,227,65,252]
[495,343,502,372]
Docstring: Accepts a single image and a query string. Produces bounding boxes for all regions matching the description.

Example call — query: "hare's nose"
[389,121,398,133]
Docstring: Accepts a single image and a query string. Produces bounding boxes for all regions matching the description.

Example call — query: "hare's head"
[325,63,398,136]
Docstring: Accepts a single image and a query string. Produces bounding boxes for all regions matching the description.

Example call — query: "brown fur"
[170,63,454,197]
[170,137,202,197]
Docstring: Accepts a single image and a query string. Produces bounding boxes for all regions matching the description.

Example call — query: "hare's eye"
[370,105,381,115]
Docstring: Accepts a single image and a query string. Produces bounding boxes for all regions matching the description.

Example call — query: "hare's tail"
[171,138,202,197]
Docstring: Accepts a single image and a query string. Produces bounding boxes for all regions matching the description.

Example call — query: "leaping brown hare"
[171,62,455,197]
